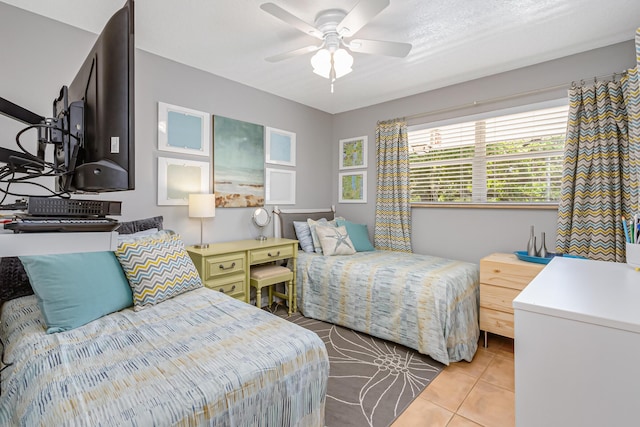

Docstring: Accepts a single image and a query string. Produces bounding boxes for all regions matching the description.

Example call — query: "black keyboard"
[4,217,120,233]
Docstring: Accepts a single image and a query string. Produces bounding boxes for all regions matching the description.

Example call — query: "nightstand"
[187,238,298,307]
[479,253,545,346]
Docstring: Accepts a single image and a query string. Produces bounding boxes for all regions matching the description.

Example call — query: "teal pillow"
[336,219,375,252]
[20,252,133,334]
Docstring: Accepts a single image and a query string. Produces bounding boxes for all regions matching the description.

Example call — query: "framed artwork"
[265,127,296,166]
[157,156,210,206]
[339,171,367,203]
[265,168,296,205]
[158,102,210,156]
[213,115,265,207]
[339,136,368,169]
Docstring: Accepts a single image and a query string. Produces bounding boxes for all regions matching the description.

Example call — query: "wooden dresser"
[479,253,545,346]
[186,238,298,306]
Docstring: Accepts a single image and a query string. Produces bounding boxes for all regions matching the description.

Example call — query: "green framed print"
[339,171,367,203]
[339,136,367,170]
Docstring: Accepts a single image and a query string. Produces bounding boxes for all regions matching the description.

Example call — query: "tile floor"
[392,333,515,427]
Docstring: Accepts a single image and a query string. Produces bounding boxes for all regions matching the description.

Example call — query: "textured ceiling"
[2,0,640,114]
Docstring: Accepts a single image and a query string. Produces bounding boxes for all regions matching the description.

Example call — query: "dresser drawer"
[205,273,245,299]
[205,253,245,279]
[480,255,544,291]
[480,308,515,338]
[480,283,520,314]
[250,244,294,264]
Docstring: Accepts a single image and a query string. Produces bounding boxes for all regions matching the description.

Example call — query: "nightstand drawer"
[205,253,245,279]
[480,308,515,338]
[250,245,294,264]
[480,255,544,291]
[480,283,520,314]
[205,273,245,299]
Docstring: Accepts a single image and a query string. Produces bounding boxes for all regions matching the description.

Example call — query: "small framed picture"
[158,102,210,156]
[266,168,296,205]
[158,156,210,206]
[265,127,296,166]
[339,136,368,170]
[339,171,367,203]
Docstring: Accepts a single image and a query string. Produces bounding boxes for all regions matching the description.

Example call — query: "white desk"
[513,257,640,427]
[0,231,118,257]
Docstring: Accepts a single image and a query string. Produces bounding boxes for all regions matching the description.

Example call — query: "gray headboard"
[274,208,335,240]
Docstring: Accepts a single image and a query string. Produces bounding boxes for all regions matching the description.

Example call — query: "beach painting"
[213,116,265,207]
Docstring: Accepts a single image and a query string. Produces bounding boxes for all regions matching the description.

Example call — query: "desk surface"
[186,238,298,256]
[513,257,640,333]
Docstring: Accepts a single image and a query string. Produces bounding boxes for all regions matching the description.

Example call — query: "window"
[408,104,568,205]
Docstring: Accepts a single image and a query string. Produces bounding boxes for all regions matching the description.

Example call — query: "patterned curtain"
[556,28,640,262]
[374,118,412,252]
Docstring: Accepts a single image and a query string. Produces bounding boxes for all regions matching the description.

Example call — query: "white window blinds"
[408,104,568,204]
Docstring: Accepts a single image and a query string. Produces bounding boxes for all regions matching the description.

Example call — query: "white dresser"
[513,257,640,427]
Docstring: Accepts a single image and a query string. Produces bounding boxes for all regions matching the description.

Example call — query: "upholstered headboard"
[274,207,335,240]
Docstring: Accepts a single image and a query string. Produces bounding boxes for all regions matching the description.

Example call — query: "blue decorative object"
[514,251,586,265]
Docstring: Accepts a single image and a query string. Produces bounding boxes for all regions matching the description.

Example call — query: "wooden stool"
[250,265,294,315]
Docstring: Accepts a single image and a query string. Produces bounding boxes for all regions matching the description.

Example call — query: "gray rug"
[271,305,444,427]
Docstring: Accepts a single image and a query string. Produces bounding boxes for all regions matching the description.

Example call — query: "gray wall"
[0,3,333,246]
[332,40,637,263]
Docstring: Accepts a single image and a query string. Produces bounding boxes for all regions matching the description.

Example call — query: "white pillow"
[316,225,356,256]
[307,218,330,254]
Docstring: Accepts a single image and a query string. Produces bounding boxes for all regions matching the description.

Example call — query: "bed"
[0,219,329,426]
[276,209,480,365]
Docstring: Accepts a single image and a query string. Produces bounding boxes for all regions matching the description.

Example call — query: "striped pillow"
[115,230,202,311]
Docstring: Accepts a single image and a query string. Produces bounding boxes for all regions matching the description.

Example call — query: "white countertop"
[513,257,640,333]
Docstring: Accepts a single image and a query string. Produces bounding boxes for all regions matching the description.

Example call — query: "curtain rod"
[406,70,627,122]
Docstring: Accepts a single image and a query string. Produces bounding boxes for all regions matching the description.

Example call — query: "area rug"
[271,305,444,427]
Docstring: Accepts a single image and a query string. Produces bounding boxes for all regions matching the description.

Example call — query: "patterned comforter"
[295,251,479,365]
[0,288,328,426]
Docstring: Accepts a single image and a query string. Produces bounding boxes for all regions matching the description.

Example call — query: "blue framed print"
[158,102,210,156]
[265,127,296,166]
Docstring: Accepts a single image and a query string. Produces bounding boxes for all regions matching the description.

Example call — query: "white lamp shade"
[333,49,353,78]
[188,193,216,218]
[311,49,331,78]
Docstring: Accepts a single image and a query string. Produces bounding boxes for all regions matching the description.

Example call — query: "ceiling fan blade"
[337,0,390,37]
[348,39,412,57]
[265,45,321,62]
[260,3,323,39]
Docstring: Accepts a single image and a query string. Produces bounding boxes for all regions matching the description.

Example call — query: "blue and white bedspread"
[0,288,328,426]
[295,251,479,365]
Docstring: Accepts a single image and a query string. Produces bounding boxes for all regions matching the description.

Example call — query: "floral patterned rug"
[272,305,444,427]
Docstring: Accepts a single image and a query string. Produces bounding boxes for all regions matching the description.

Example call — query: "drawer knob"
[219,262,236,270]
[268,251,281,257]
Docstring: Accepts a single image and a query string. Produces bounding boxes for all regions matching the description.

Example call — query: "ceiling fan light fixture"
[311,48,353,80]
[311,49,332,78]
[333,48,353,78]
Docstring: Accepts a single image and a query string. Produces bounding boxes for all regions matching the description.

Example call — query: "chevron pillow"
[115,230,202,311]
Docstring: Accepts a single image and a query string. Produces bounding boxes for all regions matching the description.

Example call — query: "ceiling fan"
[260,0,412,91]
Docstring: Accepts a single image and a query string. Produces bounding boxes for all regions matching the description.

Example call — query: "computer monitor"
[0,0,135,194]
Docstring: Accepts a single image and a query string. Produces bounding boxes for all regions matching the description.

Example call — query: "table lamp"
[189,193,216,248]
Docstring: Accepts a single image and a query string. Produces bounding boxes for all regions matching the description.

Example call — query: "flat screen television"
[0,0,135,194]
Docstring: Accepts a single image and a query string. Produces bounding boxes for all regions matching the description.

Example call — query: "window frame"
[408,99,567,209]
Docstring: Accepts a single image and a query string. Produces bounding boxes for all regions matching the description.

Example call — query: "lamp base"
[256,235,267,241]
[194,243,210,249]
